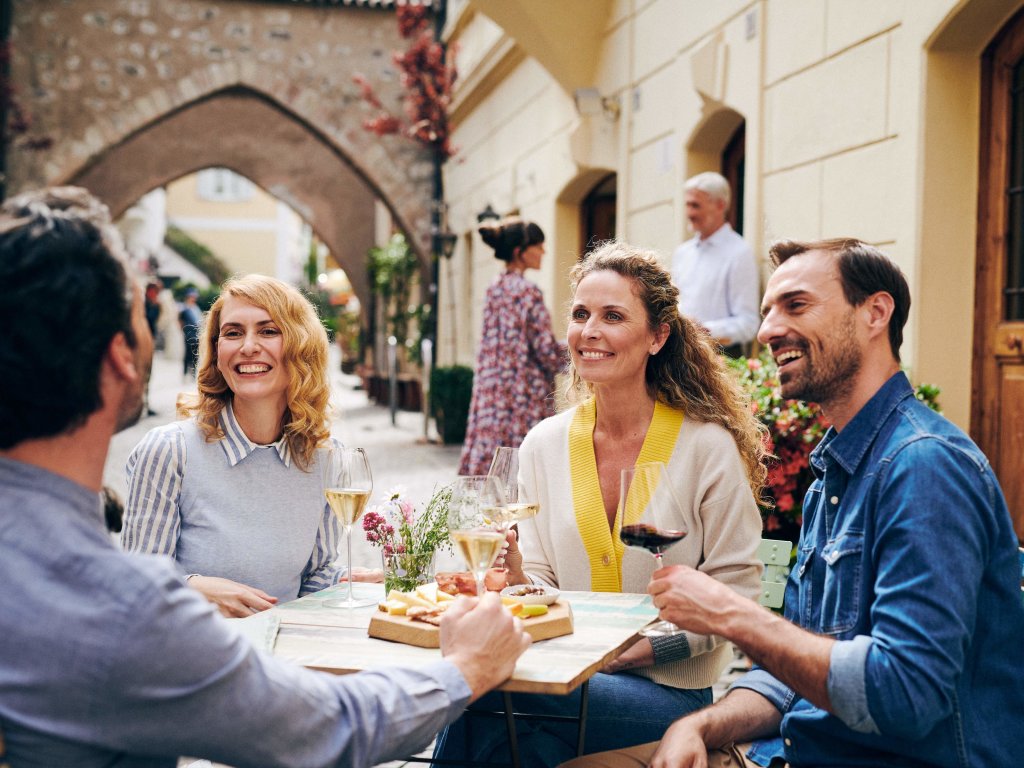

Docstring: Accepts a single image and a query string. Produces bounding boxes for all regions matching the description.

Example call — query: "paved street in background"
[104,346,462,571]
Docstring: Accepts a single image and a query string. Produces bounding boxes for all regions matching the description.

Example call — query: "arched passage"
[69,86,430,310]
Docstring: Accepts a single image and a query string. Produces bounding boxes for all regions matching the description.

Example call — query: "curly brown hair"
[567,241,770,505]
[176,274,331,471]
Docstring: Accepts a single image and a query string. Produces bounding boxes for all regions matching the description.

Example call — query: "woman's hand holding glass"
[488,446,539,524]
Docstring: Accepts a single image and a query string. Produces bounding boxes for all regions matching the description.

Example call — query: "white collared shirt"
[670,223,761,346]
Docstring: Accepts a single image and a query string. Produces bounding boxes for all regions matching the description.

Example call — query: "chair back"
[758,538,791,610]
[1018,547,1024,605]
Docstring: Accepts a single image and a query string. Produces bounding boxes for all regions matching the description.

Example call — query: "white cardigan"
[517,404,763,689]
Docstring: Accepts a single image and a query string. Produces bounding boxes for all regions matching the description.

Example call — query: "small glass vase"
[382,550,435,594]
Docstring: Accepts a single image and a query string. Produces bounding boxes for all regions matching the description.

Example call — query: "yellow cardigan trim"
[568,399,685,591]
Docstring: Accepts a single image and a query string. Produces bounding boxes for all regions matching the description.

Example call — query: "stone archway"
[3,0,439,304]
[69,86,405,309]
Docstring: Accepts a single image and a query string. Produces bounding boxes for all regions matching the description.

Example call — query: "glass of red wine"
[618,461,687,637]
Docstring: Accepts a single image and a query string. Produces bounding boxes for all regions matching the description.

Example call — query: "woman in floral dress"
[458,218,565,475]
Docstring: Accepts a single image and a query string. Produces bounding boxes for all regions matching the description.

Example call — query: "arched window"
[581,174,617,252]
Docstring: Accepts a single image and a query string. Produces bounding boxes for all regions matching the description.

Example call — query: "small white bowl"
[501,584,561,606]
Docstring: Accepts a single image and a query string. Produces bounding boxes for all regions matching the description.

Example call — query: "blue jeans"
[432,672,712,768]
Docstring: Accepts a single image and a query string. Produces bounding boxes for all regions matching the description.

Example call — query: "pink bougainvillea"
[352,4,458,159]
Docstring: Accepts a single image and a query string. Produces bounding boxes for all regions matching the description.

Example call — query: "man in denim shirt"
[567,239,1024,767]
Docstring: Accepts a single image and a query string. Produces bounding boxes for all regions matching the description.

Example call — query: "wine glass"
[322,445,376,609]
[488,446,539,523]
[617,461,687,637]
[447,475,509,597]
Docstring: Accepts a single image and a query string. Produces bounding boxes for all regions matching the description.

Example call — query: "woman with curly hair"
[122,274,378,617]
[434,241,769,767]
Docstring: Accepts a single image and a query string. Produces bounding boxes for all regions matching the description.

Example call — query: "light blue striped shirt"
[121,403,342,601]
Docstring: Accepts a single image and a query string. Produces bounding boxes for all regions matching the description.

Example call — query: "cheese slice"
[387,589,435,609]
[415,583,440,604]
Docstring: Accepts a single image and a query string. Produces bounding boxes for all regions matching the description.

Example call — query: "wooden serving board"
[368,600,574,648]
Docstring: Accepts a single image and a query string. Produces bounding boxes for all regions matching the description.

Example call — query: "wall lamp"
[476,203,500,223]
[433,229,458,259]
[573,87,621,121]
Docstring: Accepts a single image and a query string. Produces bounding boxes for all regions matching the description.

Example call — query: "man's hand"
[648,564,747,636]
[188,575,278,618]
[602,637,654,674]
[650,565,836,712]
[652,689,783,768]
[649,716,709,768]
[439,592,532,701]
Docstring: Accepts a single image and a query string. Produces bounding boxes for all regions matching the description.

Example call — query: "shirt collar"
[218,401,292,468]
[696,221,734,247]
[810,371,914,477]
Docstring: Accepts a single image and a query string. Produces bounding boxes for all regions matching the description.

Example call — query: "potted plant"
[430,365,473,445]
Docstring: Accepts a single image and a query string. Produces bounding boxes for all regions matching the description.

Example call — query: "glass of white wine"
[322,444,376,609]
[617,461,687,637]
[488,446,539,523]
[448,475,509,597]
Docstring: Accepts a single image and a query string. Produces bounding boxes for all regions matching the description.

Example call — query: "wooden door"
[581,174,617,253]
[974,8,1024,543]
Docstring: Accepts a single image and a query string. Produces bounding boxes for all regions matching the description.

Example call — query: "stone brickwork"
[4,0,437,299]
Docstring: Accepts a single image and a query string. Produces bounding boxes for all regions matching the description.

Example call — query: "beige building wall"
[165,171,307,283]
[442,0,1024,432]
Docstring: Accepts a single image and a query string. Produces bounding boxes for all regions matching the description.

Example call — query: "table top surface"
[255,583,659,694]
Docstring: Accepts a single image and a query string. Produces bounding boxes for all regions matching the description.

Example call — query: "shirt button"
[830,495,839,505]
[784,738,792,747]
[602,554,611,566]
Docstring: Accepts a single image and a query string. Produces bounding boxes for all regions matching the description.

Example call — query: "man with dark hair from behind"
[0,187,532,768]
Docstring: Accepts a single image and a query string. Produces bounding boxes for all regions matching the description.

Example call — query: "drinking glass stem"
[345,524,355,601]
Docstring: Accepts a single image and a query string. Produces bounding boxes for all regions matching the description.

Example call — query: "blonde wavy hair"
[566,241,770,506]
[177,274,332,471]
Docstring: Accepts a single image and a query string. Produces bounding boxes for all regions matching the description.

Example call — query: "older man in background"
[671,171,760,356]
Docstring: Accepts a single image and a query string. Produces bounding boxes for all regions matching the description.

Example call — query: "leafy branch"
[352,3,458,159]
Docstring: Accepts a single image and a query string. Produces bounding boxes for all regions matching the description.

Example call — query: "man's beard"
[778,311,861,406]
[114,355,150,432]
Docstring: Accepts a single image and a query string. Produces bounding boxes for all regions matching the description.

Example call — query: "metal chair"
[758,538,792,610]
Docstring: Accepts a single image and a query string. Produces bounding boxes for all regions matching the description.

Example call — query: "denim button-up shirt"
[734,373,1024,767]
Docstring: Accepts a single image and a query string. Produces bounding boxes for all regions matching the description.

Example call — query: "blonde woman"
[122,275,378,617]
[435,242,769,767]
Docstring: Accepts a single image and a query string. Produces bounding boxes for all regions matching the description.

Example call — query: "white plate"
[501,585,560,606]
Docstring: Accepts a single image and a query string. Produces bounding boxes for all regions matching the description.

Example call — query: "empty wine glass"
[488,446,539,523]
[321,444,376,609]
[447,475,509,597]
[618,461,687,637]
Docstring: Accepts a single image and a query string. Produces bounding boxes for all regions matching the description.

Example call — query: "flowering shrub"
[729,349,941,539]
[362,484,453,559]
[352,4,458,159]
